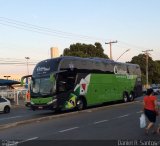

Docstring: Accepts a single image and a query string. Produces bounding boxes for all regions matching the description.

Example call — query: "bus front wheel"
[76,97,86,110]
[54,108,61,113]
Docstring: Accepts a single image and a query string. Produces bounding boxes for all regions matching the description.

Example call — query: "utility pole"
[105,40,118,60]
[142,49,153,89]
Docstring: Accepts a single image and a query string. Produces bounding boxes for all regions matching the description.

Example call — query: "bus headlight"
[30,101,35,105]
[47,99,57,105]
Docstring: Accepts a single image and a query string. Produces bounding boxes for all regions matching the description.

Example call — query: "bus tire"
[129,91,135,102]
[123,92,129,103]
[76,97,87,110]
[31,106,36,111]
[54,108,61,113]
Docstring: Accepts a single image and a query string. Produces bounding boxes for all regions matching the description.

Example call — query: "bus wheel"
[123,92,129,103]
[129,92,135,102]
[54,108,61,113]
[76,97,86,110]
[31,106,36,111]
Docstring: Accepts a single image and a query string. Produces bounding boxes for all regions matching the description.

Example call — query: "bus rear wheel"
[129,92,135,102]
[76,97,86,110]
[123,92,129,103]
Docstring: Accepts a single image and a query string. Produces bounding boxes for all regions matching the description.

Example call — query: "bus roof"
[33,56,140,76]
[37,56,139,67]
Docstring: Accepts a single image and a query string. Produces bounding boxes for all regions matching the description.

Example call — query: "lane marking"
[22,137,39,142]
[0,100,142,130]
[14,137,39,145]
[10,137,38,146]
[0,116,23,121]
[117,114,129,119]
[136,111,143,114]
[59,127,79,133]
[94,119,109,124]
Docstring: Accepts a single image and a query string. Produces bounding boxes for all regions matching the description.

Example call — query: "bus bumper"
[30,99,58,110]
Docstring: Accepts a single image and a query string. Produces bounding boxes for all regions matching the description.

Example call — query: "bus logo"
[37,67,50,73]
[114,65,127,75]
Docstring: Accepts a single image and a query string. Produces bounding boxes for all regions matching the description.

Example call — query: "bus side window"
[128,66,134,75]
[127,66,130,74]
[57,72,76,93]
[66,76,76,89]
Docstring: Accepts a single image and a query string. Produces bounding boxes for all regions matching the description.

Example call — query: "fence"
[0,89,27,105]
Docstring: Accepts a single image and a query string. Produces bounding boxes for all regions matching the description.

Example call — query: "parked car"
[152,87,160,95]
[0,96,11,113]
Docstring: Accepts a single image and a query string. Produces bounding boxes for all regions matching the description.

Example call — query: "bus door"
[56,71,77,93]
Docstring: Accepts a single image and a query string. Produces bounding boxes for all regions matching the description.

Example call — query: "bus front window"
[31,77,56,96]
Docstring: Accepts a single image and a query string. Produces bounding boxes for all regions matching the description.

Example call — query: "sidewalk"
[11,99,26,109]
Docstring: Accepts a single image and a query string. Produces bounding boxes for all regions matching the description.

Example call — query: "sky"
[0,0,160,75]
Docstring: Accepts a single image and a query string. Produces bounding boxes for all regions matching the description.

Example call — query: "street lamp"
[25,57,30,75]
[4,75,11,80]
[116,49,130,61]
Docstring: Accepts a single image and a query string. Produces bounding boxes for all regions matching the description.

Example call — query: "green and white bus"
[22,56,142,111]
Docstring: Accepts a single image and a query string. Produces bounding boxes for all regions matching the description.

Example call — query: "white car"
[152,87,160,95]
[0,96,11,113]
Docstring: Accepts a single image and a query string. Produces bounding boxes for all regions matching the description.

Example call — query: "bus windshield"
[31,77,56,96]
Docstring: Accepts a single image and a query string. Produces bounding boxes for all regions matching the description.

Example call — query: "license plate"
[38,106,43,109]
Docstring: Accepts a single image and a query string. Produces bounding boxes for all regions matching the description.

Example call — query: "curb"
[0,100,142,130]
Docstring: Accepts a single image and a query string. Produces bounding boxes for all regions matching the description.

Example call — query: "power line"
[0,57,38,66]
[0,17,159,60]
[119,41,148,50]
[0,60,37,64]
[0,57,39,62]
[0,17,110,42]
[0,21,104,42]
[0,62,36,65]
[119,41,160,54]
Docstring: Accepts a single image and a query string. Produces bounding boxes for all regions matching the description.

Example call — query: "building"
[50,47,59,58]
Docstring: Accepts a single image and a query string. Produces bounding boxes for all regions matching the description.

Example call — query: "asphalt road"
[0,96,145,126]
[0,97,160,146]
[0,107,55,125]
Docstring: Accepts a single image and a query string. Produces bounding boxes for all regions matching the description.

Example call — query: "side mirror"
[21,75,32,85]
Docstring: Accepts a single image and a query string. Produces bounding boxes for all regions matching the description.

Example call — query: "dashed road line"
[12,137,39,146]
[117,114,130,119]
[136,111,143,114]
[94,119,109,124]
[59,127,79,133]
[0,116,23,121]
[22,137,39,142]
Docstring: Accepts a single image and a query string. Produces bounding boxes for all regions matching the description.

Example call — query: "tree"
[63,42,109,59]
[129,54,160,85]
[153,61,160,83]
